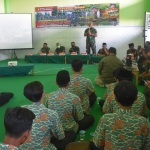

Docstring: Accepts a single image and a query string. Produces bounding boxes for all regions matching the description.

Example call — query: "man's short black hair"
[113,67,125,78]
[4,107,35,138]
[56,70,70,87]
[71,42,75,44]
[109,47,116,54]
[72,58,83,72]
[44,43,47,45]
[24,81,44,102]
[114,80,138,106]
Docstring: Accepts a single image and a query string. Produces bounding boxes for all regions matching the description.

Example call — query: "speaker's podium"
[0,62,34,77]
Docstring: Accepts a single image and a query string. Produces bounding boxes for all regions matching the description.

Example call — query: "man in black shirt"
[69,42,80,54]
[55,43,65,54]
[127,43,138,60]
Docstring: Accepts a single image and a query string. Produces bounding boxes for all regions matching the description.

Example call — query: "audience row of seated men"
[38,41,150,56]
[38,42,121,56]
[99,67,146,117]
[0,58,96,150]
[1,68,150,149]
[1,48,150,150]
[38,42,113,56]
[91,80,150,150]
[38,42,79,55]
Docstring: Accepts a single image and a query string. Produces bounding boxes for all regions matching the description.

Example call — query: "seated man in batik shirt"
[0,107,35,150]
[68,58,97,113]
[20,81,74,150]
[102,68,147,117]
[46,70,94,133]
[90,80,150,150]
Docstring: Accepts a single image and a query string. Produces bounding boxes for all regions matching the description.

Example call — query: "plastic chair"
[65,140,90,150]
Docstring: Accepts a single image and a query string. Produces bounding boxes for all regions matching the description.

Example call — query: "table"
[25,55,47,63]
[90,56,105,63]
[65,54,91,64]
[0,64,34,77]
[25,54,65,64]
[24,54,104,64]
[47,55,65,64]
[132,68,139,86]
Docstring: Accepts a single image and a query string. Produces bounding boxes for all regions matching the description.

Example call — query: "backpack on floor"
[0,92,14,107]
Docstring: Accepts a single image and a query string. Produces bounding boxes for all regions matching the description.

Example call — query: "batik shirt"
[68,74,94,113]
[46,88,84,132]
[20,102,65,150]
[103,82,117,99]
[0,143,18,150]
[84,27,97,44]
[92,109,150,150]
[103,91,147,116]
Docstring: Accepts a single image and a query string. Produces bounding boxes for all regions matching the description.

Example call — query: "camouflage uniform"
[84,27,97,55]
[55,46,65,54]
[40,47,50,54]
[69,46,80,54]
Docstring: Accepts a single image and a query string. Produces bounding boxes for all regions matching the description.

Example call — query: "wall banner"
[35,3,119,28]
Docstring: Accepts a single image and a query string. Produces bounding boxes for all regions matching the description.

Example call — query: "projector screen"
[0,13,33,50]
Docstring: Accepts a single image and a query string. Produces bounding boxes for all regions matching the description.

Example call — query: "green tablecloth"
[25,55,47,63]
[65,54,91,63]
[0,64,34,76]
[90,56,105,63]
[47,55,65,63]
[24,55,104,64]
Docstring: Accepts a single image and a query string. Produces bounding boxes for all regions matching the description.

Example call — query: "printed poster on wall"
[35,3,119,28]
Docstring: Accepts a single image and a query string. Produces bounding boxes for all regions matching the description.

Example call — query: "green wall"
[0,0,4,12]
[3,0,145,27]
[145,0,150,12]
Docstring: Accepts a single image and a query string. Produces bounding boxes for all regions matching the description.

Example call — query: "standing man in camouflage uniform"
[84,22,97,55]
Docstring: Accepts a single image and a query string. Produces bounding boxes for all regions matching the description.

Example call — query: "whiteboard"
[0,13,33,50]
[145,12,150,42]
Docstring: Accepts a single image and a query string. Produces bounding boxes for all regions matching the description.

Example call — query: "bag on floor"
[0,92,14,107]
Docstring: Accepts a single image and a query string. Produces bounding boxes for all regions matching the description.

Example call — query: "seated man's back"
[102,68,147,116]
[19,81,65,150]
[91,80,150,150]
[68,74,94,113]
[99,55,123,84]
[46,70,94,133]
[46,88,84,132]
[103,91,147,116]
[93,109,150,149]
[68,58,96,113]
[20,103,64,150]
